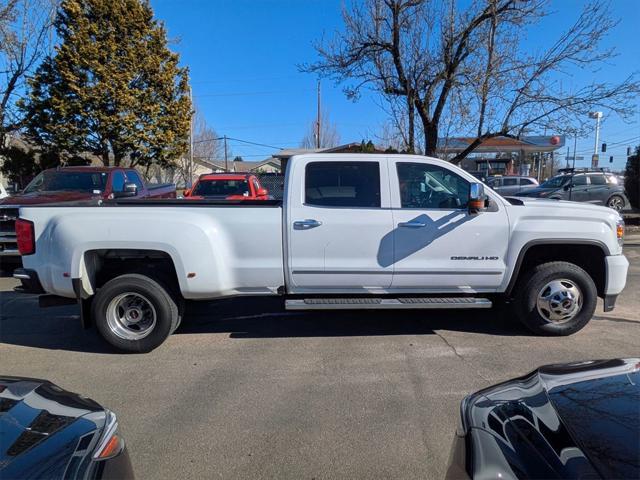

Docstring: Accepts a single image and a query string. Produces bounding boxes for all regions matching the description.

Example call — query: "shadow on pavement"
[0,292,531,353]
[0,290,114,354]
[180,297,528,339]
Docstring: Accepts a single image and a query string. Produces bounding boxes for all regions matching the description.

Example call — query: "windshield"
[193,179,250,197]
[23,170,108,193]
[540,175,570,188]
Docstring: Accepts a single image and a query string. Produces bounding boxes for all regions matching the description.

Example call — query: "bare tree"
[305,0,639,162]
[300,109,341,148]
[0,0,56,145]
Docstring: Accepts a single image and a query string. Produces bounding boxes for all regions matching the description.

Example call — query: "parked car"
[0,375,134,479]
[0,166,175,259]
[516,169,628,211]
[487,175,538,196]
[446,358,640,479]
[183,173,270,200]
[14,154,628,352]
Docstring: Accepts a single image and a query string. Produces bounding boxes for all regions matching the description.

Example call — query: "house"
[192,158,282,175]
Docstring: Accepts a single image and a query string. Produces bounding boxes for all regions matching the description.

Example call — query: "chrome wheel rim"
[536,279,582,324]
[608,196,624,211]
[106,292,157,340]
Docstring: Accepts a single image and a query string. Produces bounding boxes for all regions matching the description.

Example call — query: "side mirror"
[468,183,486,214]
[563,184,571,191]
[256,187,268,197]
[114,182,137,198]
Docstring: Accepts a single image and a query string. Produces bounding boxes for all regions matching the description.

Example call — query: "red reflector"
[15,219,35,255]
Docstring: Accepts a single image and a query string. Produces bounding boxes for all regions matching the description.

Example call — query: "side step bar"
[285,297,492,310]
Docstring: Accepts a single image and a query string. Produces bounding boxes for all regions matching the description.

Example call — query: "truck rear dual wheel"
[514,261,597,336]
[92,274,180,353]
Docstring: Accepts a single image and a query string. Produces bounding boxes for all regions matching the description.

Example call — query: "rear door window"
[588,174,607,185]
[111,171,126,192]
[573,175,588,186]
[305,162,381,208]
[503,178,518,186]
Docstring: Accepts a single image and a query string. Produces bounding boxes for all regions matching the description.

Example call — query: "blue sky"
[152,0,640,170]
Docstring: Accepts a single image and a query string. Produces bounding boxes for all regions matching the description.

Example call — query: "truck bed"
[20,203,285,299]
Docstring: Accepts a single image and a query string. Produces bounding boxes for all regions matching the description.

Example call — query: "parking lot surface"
[1,246,639,479]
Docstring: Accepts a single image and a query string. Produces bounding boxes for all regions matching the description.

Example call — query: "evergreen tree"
[20,0,191,168]
[625,147,639,209]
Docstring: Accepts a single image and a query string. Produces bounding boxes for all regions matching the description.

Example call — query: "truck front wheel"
[92,274,179,352]
[514,261,597,336]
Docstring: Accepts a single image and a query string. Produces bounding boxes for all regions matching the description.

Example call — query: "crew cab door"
[586,173,610,204]
[566,174,589,202]
[286,157,394,290]
[389,159,509,291]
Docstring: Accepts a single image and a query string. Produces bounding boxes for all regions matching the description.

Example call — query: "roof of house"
[194,157,281,173]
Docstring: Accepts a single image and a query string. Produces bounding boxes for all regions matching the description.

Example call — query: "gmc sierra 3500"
[14,154,628,352]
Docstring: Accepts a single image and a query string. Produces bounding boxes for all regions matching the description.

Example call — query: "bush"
[624,147,639,209]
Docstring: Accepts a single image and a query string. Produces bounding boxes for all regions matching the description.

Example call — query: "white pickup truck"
[14,154,629,352]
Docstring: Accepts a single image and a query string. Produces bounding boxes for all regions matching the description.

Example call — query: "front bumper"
[605,255,629,296]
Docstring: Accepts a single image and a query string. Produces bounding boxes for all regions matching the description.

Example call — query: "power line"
[192,135,284,150]
[194,89,314,98]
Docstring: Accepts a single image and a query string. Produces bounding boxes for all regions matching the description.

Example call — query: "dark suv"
[516,169,628,211]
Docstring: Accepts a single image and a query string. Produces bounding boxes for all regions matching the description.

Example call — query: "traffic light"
[609,156,613,163]
[601,143,607,152]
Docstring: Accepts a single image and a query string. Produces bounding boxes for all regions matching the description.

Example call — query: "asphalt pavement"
[1,246,639,479]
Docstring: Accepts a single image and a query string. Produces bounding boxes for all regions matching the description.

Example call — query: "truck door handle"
[398,221,427,228]
[294,219,322,230]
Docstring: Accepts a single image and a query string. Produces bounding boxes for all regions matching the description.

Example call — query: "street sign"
[565,156,584,161]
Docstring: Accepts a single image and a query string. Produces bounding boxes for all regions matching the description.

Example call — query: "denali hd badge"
[451,256,499,260]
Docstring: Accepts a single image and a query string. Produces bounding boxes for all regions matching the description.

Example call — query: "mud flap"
[72,278,92,329]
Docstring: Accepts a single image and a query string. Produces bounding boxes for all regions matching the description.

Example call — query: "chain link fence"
[256,173,285,200]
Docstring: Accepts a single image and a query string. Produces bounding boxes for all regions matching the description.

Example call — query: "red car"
[183,173,270,200]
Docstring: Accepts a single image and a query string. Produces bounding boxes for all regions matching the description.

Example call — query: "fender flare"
[504,239,611,296]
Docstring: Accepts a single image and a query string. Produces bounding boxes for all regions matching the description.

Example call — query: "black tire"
[514,261,597,336]
[606,194,625,212]
[92,274,179,352]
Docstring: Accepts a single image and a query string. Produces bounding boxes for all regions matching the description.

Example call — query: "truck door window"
[397,163,469,209]
[111,171,126,192]
[127,171,145,190]
[305,162,381,208]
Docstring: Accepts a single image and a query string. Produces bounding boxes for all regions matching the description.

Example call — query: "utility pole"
[589,111,603,168]
[224,135,228,172]
[188,86,194,187]
[315,79,321,149]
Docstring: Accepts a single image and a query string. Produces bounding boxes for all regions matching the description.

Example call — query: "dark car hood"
[464,359,639,479]
[0,376,105,478]
[514,186,558,197]
[0,191,100,206]
[541,359,640,479]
